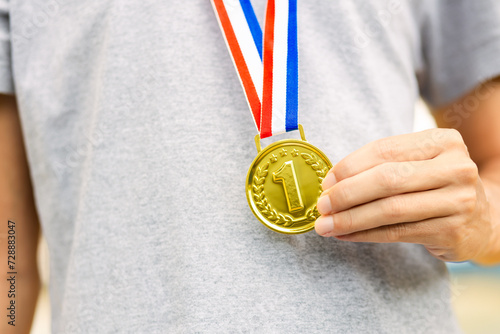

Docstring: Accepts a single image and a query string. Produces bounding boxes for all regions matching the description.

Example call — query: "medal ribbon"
[212,0,299,139]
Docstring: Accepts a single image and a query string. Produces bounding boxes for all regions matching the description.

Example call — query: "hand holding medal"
[212,0,331,233]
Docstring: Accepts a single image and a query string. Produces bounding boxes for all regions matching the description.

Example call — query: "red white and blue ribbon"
[212,0,299,139]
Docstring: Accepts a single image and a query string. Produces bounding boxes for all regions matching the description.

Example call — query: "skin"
[316,78,500,265]
[0,80,498,331]
[0,94,40,334]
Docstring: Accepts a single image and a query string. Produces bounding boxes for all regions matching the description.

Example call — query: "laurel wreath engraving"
[252,152,328,227]
[301,153,328,192]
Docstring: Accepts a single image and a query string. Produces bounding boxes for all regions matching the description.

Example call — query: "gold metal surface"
[246,127,332,234]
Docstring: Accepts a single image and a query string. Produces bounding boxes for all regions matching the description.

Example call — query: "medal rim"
[246,138,333,235]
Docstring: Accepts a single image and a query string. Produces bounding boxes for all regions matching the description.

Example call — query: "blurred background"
[29,102,500,333]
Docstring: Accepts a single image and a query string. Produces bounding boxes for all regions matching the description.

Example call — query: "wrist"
[472,178,500,265]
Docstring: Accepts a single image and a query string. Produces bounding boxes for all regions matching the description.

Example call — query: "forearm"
[0,207,40,334]
[0,94,40,333]
[431,78,500,264]
[0,239,40,334]
[474,158,500,265]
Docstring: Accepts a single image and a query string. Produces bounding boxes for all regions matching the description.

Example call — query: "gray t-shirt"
[2,0,500,333]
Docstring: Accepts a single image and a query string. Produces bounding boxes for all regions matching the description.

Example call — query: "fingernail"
[322,172,337,191]
[317,194,332,215]
[315,216,334,236]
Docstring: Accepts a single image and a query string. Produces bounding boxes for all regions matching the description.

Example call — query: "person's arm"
[0,94,40,333]
[433,78,500,265]
[315,78,500,265]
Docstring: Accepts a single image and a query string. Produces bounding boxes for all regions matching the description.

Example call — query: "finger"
[318,157,450,215]
[315,187,458,237]
[327,129,467,184]
[333,216,457,246]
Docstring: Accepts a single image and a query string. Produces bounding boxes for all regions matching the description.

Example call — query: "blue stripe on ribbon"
[285,0,298,132]
[239,0,263,60]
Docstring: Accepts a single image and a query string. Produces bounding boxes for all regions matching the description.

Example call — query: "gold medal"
[246,125,332,234]
[213,1,328,233]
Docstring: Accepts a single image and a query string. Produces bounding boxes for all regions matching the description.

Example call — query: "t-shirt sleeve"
[418,0,500,108]
[0,0,14,95]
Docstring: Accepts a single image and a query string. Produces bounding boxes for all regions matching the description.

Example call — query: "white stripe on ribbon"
[223,0,263,101]
[271,0,289,135]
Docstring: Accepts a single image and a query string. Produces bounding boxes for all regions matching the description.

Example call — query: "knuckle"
[438,217,467,245]
[436,253,455,262]
[334,160,354,181]
[416,133,440,158]
[445,128,464,144]
[427,247,447,259]
[447,222,467,245]
[335,210,354,234]
[458,188,477,214]
[385,223,408,242]
[379,164,401,192]
[434,128,463,150]
[454,161,479,184]
[336,183,353,209]
[375,137,399,161]
[445,129,468,152]
[382,196,404,220]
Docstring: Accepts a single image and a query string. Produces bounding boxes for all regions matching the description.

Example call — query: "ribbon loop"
[212,0,299,139]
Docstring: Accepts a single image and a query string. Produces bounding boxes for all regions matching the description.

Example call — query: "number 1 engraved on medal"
[272,161,304,213]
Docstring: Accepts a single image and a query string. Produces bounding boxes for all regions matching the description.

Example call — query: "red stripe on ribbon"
[213,0,262,131]
[260,0,275,138]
